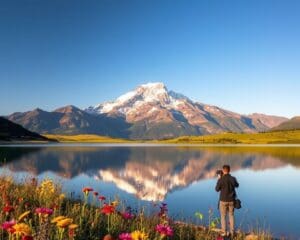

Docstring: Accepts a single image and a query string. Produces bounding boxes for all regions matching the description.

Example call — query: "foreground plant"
[0,177,272,240]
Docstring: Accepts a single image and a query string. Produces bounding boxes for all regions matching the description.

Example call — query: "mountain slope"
[247,113,288,128]
[8,105,131,138]
[271,116,300,131]
[0,117,51,141]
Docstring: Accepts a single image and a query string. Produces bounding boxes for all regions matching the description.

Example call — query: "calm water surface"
[0,144,299,238]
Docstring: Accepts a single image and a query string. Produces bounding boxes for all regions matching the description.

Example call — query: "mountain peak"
[54,105,81,113]
[139,82,166,89]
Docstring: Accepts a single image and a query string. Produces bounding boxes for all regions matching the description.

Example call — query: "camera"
[216,169,223,177]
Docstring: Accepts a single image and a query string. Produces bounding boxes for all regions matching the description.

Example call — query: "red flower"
[3,206,14,213]
[100,204,115,215]
[82,187,93,194]
[93,192,99,196]
[22,236,33,240]
[98,196,106,201]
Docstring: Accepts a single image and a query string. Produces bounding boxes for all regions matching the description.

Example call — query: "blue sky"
[0,0,299,117]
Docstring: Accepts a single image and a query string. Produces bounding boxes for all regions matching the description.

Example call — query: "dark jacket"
[215,174,239,202]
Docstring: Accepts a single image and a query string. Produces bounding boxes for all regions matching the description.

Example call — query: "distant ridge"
[271,116,300,131]
[7,82,289,140]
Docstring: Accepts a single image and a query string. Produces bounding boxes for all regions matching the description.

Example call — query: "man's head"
[222,165,230,174]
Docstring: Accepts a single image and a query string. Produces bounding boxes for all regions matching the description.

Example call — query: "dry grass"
[161,130,300,144]
[44,134,132,143]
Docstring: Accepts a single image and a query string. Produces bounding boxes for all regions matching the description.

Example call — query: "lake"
[0,144,299,238]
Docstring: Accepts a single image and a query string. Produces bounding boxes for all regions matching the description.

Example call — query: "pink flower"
[155,224,173,236]
[121,212,134,220]
[119,232,132,240]
[35,207,53,216]
[1,220,16,233]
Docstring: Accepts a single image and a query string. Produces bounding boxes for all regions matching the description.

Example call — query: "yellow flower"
[131,230,148,240]
[12,223,31,236]
[56,218,73,228]
[59,194,65,200]
[68,224,79,230]
[18,211,31,222]
[38,179,56,197]
[111,200,119,206]
[51,216,66,223]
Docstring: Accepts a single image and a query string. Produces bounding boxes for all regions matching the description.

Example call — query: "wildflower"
[1,220,16,233]
[155,224,173,237]
[158,203,168,218]
[111,200,119,206]
[51,216,66,223]
[121,212,134,220]
[68,224,78,238]
[68,224,78,230]
[59,194,65,200]
[101,204,115,215]
[119,232,132,240]
[38,179,55,196]
[3,205,14,213]
[12,223,31,236]
[82,187,93,195]
[93,191,99,196]
[131,230,148,240]
[35,207,53,216]
[99,195,106,201]
[18,211,31,222]
[22,236,33,240]
[56,218,73,228]
[103,234,114,240]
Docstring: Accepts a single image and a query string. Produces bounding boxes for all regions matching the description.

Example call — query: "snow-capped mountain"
[7,82,288,139]
[86,82,287,138]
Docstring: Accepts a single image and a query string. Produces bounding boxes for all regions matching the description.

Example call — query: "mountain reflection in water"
[0,146,298,202]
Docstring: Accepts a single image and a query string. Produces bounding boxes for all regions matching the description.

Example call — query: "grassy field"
[44,134,133,143]
[0,177,271,240]
[161,130,300,144]
[44,130,300,144]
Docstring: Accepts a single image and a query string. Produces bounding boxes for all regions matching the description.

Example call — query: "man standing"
[215,165,239,237]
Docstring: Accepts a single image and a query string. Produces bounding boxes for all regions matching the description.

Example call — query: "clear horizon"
[1,0,300,118]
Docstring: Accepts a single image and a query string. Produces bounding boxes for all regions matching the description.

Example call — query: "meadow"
[44,134,132,143]
[0,177,271,240]
[161,130,300,144]
[44,130,300,144]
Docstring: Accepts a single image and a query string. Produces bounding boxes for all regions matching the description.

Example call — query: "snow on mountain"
[86,82,188,116]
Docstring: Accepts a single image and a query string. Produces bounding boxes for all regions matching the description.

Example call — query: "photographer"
[215,165,239,237]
